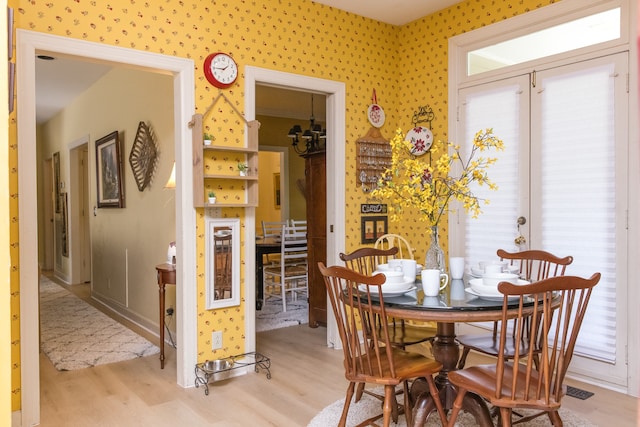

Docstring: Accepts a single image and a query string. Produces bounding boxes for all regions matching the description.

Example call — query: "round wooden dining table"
[370,278,542,427]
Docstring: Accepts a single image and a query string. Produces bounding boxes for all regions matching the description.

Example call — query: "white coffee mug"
[449,256,465,280]
[401,259,417,279]
[388,259,403,271]
[421,269,449,297]
[484,264,502,275]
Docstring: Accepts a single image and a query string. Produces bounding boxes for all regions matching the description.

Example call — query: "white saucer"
[469,278,530,296]
[465,287,519,301]
[367,286,417,298]
[371,275,416,292]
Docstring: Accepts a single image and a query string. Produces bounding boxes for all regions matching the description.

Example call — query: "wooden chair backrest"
[374,234,414,260]
[497,249,573,282]
[339,247,399,275]
[318,262,397,379]
[495,273,600,405]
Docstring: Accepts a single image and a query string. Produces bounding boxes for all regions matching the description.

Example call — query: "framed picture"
[361,216,388,244]
[53,151,61,213]
[61,192,68,257]
[95,131,124,208]
[273,173,281,209]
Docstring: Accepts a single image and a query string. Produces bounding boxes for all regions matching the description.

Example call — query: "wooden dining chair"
[317,263,447,427]
[340,247,436,349]
[456,249,574,369]
[374,234,414,260]
[447,273,601,427]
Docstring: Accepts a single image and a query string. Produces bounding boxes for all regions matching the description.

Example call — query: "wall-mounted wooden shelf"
[189,93,260,208]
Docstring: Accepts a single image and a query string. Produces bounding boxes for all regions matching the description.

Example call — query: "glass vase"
[424,225,445,274]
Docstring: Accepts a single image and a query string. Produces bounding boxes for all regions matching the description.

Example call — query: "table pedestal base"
[409,322,492,427]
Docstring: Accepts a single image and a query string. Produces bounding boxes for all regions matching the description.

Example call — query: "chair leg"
[339,382,356,427]
[547,410,563,426]
[446,388,467,427]
[403,381,413,426]
[382,385,394,427]
[425,375,447,427]
[457,346,470,369]
[281,281,287,312]
[499,407,513,427]
[354,382,365,402]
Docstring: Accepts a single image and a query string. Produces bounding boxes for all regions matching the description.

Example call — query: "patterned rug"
[256,296,308,332]
[40,277,159,371]
[308,387,597,427]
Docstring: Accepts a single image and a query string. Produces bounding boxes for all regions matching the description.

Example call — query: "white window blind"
[537,61,619,363]
[460,78,527,268]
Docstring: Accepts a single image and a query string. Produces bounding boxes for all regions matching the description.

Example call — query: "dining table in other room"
[255,237,281,310]
[367,278,549,427]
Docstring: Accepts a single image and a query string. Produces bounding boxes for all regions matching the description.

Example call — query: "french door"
[455,52,629,386]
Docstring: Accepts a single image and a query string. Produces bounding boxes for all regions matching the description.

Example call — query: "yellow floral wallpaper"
[9,0,557,410]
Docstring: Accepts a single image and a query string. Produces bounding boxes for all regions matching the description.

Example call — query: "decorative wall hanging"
[361,216,388,244]
[406,105,435,156]
[356,127,391,193]
[367,89,385,128]
[129,121,158,192]
[95,131,125,208]
[53,151,61,213]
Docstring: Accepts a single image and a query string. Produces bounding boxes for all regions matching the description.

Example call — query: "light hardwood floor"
[38,283,638,426]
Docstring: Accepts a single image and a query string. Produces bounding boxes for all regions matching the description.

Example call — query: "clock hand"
[214,65,229,71]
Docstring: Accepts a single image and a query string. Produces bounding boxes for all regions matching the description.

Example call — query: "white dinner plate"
[360,285,417,298]
[468,278,530,296]
[464,287,519,302]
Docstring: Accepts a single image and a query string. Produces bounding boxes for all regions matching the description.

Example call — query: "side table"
[156,263,176,369]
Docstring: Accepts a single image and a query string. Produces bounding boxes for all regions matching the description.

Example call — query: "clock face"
[203,53,238,89]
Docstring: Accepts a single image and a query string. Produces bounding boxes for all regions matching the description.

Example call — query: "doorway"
[16,30,196,426]
[244,66,346,353]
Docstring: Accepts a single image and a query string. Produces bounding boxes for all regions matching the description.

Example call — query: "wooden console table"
[155,263,176,369]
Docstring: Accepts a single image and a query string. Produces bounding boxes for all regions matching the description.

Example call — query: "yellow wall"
[7,0,559,411]
[2,1,10,424]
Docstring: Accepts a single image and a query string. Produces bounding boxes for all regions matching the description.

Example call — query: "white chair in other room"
[289,219,307,234]
[261,220,287,265]
[261,220,287,239]
[263,225,308,312]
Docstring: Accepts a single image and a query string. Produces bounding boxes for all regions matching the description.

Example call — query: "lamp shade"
[164,162,176,189]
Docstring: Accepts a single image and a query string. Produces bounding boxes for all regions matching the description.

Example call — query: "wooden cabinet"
[304,151,327,327]
[190,109,260,208]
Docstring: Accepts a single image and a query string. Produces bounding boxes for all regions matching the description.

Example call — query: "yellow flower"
[371,128,503,227]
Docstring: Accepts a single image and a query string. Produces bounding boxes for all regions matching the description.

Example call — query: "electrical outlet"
[166,307,174,316]
[212,331,223,350]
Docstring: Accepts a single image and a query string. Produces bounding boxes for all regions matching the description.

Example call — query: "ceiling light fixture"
[287,94,326,156]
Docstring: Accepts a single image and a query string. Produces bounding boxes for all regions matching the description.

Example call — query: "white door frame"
[16,30,197,426]
[244,66,346,350]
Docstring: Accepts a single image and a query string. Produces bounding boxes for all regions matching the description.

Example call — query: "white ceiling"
[312,0,461,26]
[34,0,461,124]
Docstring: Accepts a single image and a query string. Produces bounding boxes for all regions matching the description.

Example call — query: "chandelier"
[287,94,326,155]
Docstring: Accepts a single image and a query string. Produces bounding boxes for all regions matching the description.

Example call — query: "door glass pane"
[459,77,529,268]
[468,8,620,76]
[535,57,623,363]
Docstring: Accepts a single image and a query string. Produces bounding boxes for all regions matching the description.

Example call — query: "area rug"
[256,297,308,332]
[308,387,597,427]
[39,276,159,371]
